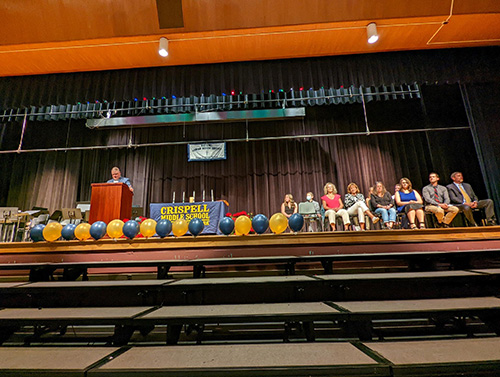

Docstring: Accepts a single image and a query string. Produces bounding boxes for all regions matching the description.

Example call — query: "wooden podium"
[89,183,133,224]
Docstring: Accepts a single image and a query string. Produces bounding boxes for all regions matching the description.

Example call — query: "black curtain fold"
[1,47,500,110]
[461,82,500,218]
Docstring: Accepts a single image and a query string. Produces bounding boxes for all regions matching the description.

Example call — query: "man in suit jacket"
[107,167,134,193]
[446,171,495,226]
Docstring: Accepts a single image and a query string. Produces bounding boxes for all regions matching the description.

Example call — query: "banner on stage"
[149,201,228,235]
[187,142,226,161]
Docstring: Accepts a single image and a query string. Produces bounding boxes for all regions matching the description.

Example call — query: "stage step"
[1,297,500,345]
[2,248,500,281]
[1,270,499,308]
[3,338,500,376]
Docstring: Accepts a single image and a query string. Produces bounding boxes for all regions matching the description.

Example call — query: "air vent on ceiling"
[156,0,184,29]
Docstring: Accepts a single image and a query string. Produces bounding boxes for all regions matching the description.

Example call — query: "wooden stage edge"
[0,227,500,265]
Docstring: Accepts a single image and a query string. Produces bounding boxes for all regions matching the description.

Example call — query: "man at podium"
[107,167,134,193]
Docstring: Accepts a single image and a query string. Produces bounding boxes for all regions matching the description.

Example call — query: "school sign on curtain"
[188,142,226,161]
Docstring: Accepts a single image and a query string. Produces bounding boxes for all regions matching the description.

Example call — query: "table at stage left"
[150,201,229,235]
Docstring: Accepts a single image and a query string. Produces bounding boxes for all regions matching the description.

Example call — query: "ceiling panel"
[0,0,499,77]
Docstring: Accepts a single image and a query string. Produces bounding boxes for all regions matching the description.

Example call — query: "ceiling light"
[367,23,379,44]
[159,37,169,57]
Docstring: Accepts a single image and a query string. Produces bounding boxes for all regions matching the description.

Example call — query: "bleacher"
[2,252,500,376]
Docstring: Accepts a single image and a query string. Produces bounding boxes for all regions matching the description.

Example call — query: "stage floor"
[1,227,500,266]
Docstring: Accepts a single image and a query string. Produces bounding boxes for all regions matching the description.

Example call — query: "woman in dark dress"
[281,194,297,219]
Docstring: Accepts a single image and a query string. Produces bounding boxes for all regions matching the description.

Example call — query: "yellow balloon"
[107,219,124,239]
[42,222,63,242]
[234,216,252,236]
[172,218,189,237]
[269,213,288,234]
[140,219,157,238]
[74,223,91,241]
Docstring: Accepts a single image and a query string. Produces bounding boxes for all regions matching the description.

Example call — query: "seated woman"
[321,182,350,231]
[281,194,297,219]
[395,177,425,229]
[371,181,396,229]
[344,183,380,230]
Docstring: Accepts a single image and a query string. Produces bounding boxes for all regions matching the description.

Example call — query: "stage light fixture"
[367,23,379,44]
[366,22,378,44]
[159,37,169,57]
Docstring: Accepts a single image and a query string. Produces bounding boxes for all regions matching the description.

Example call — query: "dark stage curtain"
[460,82,500,217]
[0,88,486,217]
[0,47,499,110]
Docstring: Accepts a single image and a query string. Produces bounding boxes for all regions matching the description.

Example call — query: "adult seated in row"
[447,172,496,226]
[422,172,458,228]
[281,194,297,219]
[370,181,396,229]
[321,182,350,231]
[344,183,379,230]
[395,177,425,229]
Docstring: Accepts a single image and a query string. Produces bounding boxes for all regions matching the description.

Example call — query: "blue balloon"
[219,217,235,236]
[30,224,45,242]
[90,221,107,240]
[123,220,140,239]
[61,224,77,240]
[188,218,204,237]
[252,214,269,234]
[156,219,172,238]
[288,213,304,232]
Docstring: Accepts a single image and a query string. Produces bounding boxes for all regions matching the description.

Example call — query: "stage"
[1,227,500,267]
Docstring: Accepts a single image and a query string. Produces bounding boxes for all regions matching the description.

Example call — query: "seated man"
[304,192,321,232]
[446,171,496,226]
[107,166,134,193]
[422,172,458,227]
